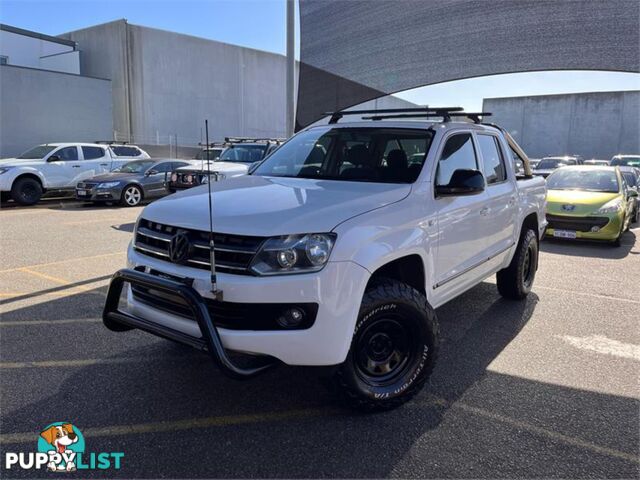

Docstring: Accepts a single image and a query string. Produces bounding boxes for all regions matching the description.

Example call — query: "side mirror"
[436,169,485,196]
[47,155,61,162]
[628,189,638,198]
[145,169,158,176]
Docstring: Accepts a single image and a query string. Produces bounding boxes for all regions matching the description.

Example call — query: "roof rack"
[224,137,285,144]
[361,111,492,123]
[95,140,129,145]
[198,142,226,148]
[324,107,464,124]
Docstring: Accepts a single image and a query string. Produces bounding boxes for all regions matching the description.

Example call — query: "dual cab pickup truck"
[103,109,546,411]
[0,143,150,205]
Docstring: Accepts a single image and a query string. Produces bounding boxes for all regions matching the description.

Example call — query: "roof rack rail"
[361,111,492,123]
[198,142,226,147]
[224,137,285,144]
[324,107,464,124]
[95,140,129,145]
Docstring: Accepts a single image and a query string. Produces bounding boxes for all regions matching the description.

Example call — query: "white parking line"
[536,285,640,305]
[557,335,640,362]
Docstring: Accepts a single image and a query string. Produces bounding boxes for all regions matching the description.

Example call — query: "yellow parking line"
[62,218,129,226]
[420,396,639,464]
[19,268,74,286]
[0,408,335,445]
[0,318,102,327]
[0,252,122,274]
[0,358,136,369]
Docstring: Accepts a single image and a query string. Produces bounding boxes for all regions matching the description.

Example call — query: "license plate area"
[553,229,577,239]
[77,189,88,196]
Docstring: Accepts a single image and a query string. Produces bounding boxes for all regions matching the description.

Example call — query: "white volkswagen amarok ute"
[103,108,547,411]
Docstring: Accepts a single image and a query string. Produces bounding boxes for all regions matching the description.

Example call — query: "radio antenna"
[204,120,221,299]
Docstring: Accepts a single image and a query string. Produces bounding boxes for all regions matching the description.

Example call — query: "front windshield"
[546,169,620,193]
[611,156,640,166]
[113,160,155,173]
[219,145,266,163]
[253,127,433,183]
[17,145,56,159]
[195,149,223,160]
[536,158,576,169]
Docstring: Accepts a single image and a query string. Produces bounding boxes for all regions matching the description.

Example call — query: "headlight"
[595,197,623,214]
[97,182,121,188]
[250,233,336,276]
[0,167,13,175]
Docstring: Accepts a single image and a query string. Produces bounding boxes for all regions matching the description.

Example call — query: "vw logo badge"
[168,232,190,263]
[561,204,576,212]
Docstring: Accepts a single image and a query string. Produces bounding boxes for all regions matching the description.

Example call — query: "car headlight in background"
[0,167,13,175]
[595,197,623,214]
[250,233,336,275]
[97,182,121,189]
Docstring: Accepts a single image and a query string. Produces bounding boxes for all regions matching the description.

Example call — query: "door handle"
[100,163,109,166]
[479,207,490,216]
[72,165,81,168]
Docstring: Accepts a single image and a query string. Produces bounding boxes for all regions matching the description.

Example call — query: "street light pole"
[286,0,295,137]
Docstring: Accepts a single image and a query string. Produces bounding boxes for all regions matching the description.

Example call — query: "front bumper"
[545,211,623,241]
[75,186,123,202]
[116,243,370,366]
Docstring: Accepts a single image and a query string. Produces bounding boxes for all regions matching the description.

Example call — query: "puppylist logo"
[4,422,124,472]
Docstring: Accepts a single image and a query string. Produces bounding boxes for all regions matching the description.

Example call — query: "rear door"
[81,146,110,176]
[475,132,518,257]
[433,132,490,299]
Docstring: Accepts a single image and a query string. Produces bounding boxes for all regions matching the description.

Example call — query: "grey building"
[483,91,640,160]
[0,25,112,157]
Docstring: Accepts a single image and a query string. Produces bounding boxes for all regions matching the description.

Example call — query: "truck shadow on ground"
[541,229,637,259]
[1,282,638,478]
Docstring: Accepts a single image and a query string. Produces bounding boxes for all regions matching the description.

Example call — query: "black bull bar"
[102,268,277,379]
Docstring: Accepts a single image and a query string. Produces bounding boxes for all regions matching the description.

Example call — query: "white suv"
[0,143,150,205]
[103,109,547,411]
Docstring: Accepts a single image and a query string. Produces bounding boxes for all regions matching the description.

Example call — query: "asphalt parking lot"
[0,199,638,478]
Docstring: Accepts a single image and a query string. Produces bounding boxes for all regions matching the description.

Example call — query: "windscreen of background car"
[195,149,223,160]
[114,161,155,173]
[219,145,267,163]
[17,145,56,159]
[611,156,640,167]
[536,158,576,169]
[546,169,620,193]
[253,128,433,183]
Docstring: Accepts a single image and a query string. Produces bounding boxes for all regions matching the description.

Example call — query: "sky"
[1,0,638,111]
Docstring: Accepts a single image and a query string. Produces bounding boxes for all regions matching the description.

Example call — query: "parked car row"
[0,142,150,205]
[531,153,639,178]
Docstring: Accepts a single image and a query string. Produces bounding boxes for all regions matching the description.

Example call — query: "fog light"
[591,226,600,232]
[277,307,305,328]
[277,249,297,269]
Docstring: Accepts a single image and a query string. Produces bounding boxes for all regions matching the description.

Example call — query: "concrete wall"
[0,28,79,74]
[61,20,291,148]
[0,65,112,157]
[484,91,640,159]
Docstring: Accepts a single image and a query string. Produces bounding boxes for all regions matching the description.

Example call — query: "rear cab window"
[111,146,141,157]
[476,134,507,184]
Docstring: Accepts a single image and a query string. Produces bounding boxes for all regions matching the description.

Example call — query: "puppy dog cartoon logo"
[37,422,85,472]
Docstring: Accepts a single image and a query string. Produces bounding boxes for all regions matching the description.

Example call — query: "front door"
[42,146,82,188]
[433,132,490,302]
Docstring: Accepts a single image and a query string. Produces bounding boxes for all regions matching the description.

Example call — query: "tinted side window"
[153,162,174,173]
[436,134,477,185]
[111,146,140,157]
[54,147,79,161]
[172,162,190,169]
[82,146,105,160]
[477,135,506,184]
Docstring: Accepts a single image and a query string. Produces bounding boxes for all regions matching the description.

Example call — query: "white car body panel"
[175,161,249,179]
[123,121,547,366]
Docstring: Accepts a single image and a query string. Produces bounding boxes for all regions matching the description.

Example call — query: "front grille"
[77,182,98,189]
[134,218,264,275]
[130,284,317,330]
[546,214,610,232]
